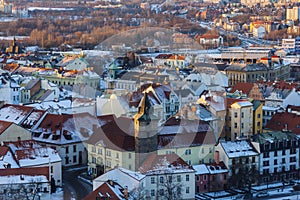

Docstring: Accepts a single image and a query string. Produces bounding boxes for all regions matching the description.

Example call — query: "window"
[203,175,207,180]
[263,169,268,174]
[177,175,181,182]
[290,157,296,163]
[201,148,205,154]
[168,176,172,183]
[177,186,181,195]
[234,123,237,129]
[106,161,111,168]
[263,161,269,166]
[258,114,261,118]
[274,151,278,156]
[241,112,244,118]
[151,177,155,184]
[160,176,164,183]
[73,155,77,163]
[91,146,96,153]
[204,185,207,190]
[116,153,119,159]
[128,153,131,159]
[73,145,76,152]
[159,189,164,196]
[151,189,155,196]
[92,157,96,164]
[186,174,189,181]
[234,112,238,118]
[106,150,111,157]
[224,174,227,180]
[50,166,53,173]
[185,149,191,155]
[263,152,269,158]
[65,157,69,164]
[66,147,69,154]
[274,159,278,165]
[241,123,244,129]
[282,158,286,164]
[257,122,261,127]
[98,148,102,155]
[186,187,190,194]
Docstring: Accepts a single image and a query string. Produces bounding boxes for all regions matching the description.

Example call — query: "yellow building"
[251,100,263,135]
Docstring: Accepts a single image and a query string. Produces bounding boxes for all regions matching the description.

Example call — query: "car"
[256,192,269,198]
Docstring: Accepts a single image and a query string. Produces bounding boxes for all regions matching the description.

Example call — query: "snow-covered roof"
[93,167,145,193]
[220,140,258,158]
[0,105,33,124]
[5,140,61,167]
[0,175,48,184]
[32,113,100,145]
[28,100,72,111]
[0,146,19,169]
[193,164,209,175]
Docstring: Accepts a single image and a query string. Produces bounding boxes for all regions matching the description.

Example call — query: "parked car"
[256,192,269,198]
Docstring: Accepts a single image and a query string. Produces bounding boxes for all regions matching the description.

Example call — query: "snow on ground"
[40,187,64,199]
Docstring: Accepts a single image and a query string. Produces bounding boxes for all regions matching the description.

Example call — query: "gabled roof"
[21,109,46,129]
[226,98,248,109]
[199,33,220,39]
[32,112,99,145]
[265,112,300,134]
[231,82,254,95]
[139,153,193,174]
[24,78,40,90]
[0,166,49,179]
[0,120,13,135]
[0,104,34,124]
[86,116,136,152]
[83,181,124,200]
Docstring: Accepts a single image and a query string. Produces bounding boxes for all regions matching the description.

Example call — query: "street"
[63,166,92,200]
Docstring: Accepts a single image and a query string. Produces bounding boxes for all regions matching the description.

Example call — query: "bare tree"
[0,177,49,200]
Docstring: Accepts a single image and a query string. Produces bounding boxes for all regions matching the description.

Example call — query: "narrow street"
[63,166,92,200]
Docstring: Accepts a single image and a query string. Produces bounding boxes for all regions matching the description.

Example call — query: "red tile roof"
[83,182,123,200]
[225,98,248,108]
[0,166,49,179]
[231,82,254,95]
[86,116,136,151]
[139,153,192,174]
[265,112,300,134]
[199,33,220,39]
[0,120,13,135]
[0,146,9,157]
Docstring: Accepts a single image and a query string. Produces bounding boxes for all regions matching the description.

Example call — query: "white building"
[215,139,259,176]
[0,75,21,104]
[139,154,195,200]
[253,25,266,39]
[230,101,253,140]
[282,37,296,52]
[32,112,100,167]
[252,131,300,184]
[4,140,62,187]
[0,167,50,199]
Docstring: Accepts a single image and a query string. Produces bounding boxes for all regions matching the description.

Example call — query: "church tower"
[133,92,158,169]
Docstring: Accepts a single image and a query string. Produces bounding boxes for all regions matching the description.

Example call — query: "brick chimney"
[123,186,128,200]
[214,150,220,164]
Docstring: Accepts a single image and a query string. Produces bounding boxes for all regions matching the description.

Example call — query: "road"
[63,166,92,200]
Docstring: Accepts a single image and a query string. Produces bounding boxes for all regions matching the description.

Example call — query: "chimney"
[92,124,98,132]
[123,186,128,200]
[109,180,114,187]
[214,151,220,164]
